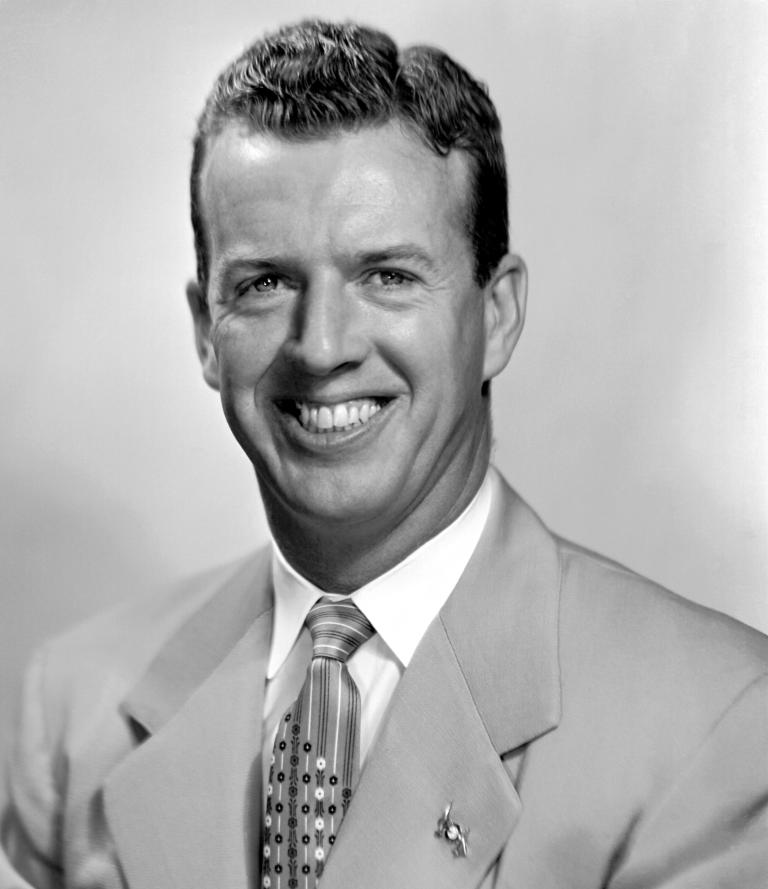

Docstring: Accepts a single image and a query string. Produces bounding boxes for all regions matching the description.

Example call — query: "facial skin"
[188,120,526,590]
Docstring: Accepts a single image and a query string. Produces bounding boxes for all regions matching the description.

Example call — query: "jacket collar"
[441,468,562,755]
[105,549,275,889]
[121,550,273,736]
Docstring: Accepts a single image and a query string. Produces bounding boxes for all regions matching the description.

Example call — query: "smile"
[282,398,390,434]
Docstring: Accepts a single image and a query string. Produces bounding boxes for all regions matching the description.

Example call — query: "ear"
[482,253,527,381]
[186,279,220,391]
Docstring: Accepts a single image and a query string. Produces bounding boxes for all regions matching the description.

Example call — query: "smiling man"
[2,19,767,889]
[188,118,521,592]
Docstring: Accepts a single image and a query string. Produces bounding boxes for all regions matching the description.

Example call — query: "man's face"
[192,121,522,540]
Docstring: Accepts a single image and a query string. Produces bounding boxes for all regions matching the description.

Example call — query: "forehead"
[198,121,474,266]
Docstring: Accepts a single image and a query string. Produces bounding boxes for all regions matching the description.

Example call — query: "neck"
[264,455,490,593]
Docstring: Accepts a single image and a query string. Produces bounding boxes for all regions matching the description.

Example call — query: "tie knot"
[306,598,375,661]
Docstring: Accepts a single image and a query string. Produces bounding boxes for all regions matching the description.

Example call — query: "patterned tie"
[262,598,375,888]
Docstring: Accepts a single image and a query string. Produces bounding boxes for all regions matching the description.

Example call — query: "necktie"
[262,598,375,888]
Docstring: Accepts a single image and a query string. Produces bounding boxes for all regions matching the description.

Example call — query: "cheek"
[456,298,488,365]
[432,301,486,381]
[212,318,279,388]
[386,301,483,391]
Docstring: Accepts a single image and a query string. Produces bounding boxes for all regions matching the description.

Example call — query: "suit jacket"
[2,476,767,888]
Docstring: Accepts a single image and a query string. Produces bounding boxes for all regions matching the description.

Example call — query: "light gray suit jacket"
[2,477,767,888]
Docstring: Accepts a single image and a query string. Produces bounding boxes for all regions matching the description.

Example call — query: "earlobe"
[186,279,221,391]
[483,254,527,382]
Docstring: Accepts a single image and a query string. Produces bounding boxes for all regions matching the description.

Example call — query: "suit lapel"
[320,616,522,889]
[441,471,562,753]
[322,473,563,888]
[104,551,274,889]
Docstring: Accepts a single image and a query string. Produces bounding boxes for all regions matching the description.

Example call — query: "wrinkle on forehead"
[200,120,474,274]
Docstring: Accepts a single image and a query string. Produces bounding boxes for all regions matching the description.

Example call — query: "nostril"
[287,344,366,377]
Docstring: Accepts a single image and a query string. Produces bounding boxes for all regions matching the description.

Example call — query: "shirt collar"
[267,469,495,678]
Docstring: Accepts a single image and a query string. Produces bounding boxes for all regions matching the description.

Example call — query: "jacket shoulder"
[554,535,768,743]
[557,536,767,665]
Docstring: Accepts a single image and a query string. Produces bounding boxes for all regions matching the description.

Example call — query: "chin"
[265,472,404,531]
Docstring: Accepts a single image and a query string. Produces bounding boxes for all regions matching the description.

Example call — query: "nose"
[286,276,368,376]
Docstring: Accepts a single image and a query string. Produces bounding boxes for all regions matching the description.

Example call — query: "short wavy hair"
[191,19,508,289]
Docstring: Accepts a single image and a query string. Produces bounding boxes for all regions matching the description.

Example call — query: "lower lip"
[277,400,397,452]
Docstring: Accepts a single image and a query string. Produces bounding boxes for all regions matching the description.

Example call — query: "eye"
[370,270,412,288]
[235,273,288,299]
[251,273,280,293]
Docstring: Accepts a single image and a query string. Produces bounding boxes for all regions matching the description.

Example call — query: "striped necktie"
[262,598,375,888]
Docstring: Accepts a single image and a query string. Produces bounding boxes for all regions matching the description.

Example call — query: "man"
[2,19,766,889]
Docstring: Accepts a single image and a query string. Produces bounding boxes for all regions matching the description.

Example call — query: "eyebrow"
[352,245,438,273]
[211,254,282,292]
[216,244,439,277]
[216,252,281,273]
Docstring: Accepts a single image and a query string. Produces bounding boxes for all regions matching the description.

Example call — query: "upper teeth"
[296,398,382,433]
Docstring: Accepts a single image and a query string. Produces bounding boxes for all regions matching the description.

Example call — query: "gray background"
[1,0,766,764]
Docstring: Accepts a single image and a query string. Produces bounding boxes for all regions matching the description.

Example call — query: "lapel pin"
[435,802,470,858]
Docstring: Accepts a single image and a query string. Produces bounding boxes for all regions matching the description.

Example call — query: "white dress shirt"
[261,469,495,792]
